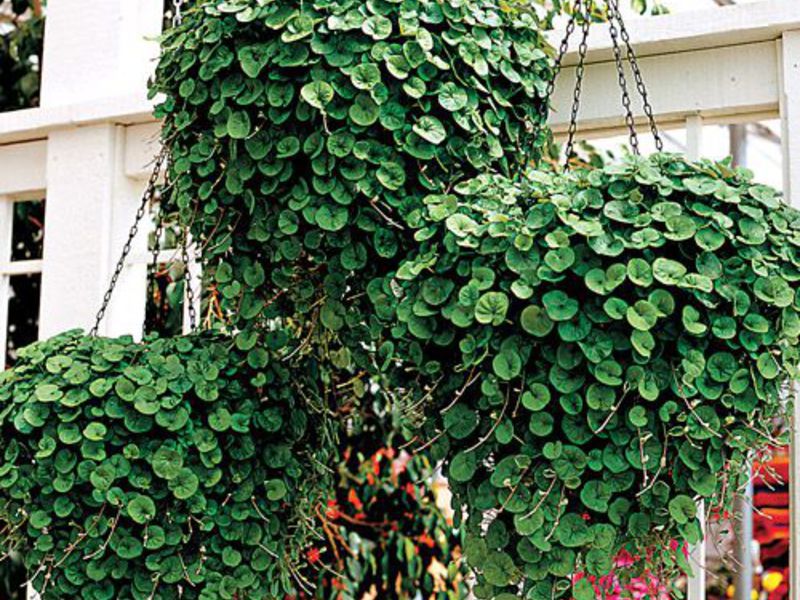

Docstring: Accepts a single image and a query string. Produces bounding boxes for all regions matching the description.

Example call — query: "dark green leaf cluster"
[0,330,333,599]
[388,153,799,597]
[150,0,551,376]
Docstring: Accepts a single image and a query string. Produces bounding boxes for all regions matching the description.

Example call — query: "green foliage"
[150,0,552,378]
[0,0,775,598]
[149,1,800,597]
[0,0,44,111]
[0,330,333,599]
[391,153,799,597]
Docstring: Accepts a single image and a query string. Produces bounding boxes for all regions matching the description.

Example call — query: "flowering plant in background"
[294,431,466,600]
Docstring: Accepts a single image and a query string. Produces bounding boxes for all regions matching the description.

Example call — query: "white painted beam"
[0,141,47,196]
[551,0,800,65]
[685,115,707,600]
[39,124,147,338]
[125,122,162,180]
[550,41,779,136]
[34,0,162,339]
[0,97,155,145]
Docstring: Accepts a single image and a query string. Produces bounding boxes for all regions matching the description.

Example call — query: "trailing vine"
[390,154,799,597]
[151,0,554,406]
[152,1,800,598]
[0,330,334,598]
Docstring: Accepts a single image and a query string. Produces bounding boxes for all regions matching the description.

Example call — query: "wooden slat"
[550,41,780,135]
[0,141,46,196]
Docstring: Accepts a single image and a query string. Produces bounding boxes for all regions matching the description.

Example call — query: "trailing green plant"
[150,0,554,398]
[0,330,335,599]
[386,152,799,598]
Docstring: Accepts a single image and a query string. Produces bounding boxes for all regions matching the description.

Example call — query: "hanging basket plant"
[389,152,800,598]
[150,0,554,379]
[0,329,335,599]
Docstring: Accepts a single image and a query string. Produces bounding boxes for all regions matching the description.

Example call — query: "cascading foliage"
[151,0,553,401]
[0,331,334,599]
[392,153,800,597]
[151,0,800,598]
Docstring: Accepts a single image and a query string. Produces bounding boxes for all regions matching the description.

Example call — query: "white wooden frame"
[0,195,44,368]
[0,1,798,599]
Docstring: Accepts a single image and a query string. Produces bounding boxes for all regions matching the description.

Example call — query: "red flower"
[325,500,340,520]
[306,547,321,564]
[404,482,416,499]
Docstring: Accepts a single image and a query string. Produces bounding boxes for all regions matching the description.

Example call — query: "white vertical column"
[37,0,163,338]
[685,114,707,600]
[40,0,163,107]
[779,31,800,600]
[0,199,13,368]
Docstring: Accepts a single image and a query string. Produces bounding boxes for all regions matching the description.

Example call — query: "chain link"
[180,228,198,332]
[90,149,168,337]
[171,0,184,28]
[92,145,198,336]
[525,5,579,165]
[607,2,641,155]
[562,1,591,167]
[607,0,664,151]
[526,0,664,170]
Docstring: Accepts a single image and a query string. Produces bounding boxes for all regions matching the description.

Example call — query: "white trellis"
[0,1,798,599]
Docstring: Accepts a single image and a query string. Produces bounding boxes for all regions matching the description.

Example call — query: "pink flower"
[573,546,673,600]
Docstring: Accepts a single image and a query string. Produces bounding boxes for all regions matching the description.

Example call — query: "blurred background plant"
[291,420,467,600]
[0,0,43,111]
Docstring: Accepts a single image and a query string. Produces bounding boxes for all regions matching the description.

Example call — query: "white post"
[37,0,162,338]
[728,124,755,600]
[778,30,800,600]
[39,0,163,107]
[685,114,707,600]
[0,199,13,368]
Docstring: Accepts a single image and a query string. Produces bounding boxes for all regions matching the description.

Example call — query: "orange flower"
[348,488,363,511]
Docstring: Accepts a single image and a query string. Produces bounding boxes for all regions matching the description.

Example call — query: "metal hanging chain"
[171,0,184,28]
[180,227,198,332]
[525,3,580,164]
[607,0,664,151]
[90,148,169,337]
[562,4,592,168]
[606,3,641,155]
[148,177,198,334]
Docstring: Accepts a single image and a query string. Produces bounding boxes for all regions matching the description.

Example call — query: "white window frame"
[0,193,45,368]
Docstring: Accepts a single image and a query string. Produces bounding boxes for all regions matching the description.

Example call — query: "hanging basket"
[0,328,334,599]
[392,152,800,598]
